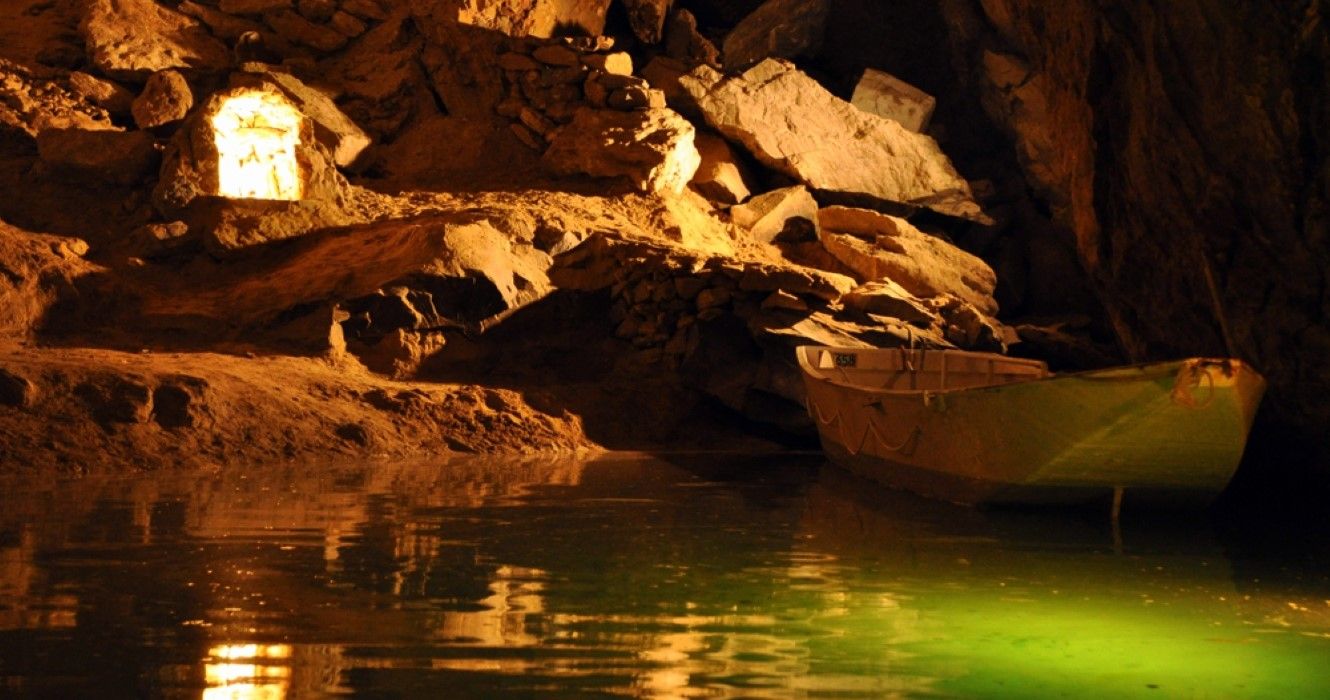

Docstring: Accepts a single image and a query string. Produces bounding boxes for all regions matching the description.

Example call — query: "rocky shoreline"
[1,0,1326,490]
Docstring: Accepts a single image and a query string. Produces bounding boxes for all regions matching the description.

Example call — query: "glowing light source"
[211,90,304,201]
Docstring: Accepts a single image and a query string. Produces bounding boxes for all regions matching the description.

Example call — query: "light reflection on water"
[0,454,1327,698]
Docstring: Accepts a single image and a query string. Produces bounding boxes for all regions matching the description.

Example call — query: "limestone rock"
[664,9,719,67]
[37,128,160,186]
[297,0,336,22]
[266,9,348,52]
[220,0,292,14]
[141,214,553,333]
[0,60,115,140]
[81,0,230,81]
[687,59,987,222]
[689,131,752,204]
[414,19,507,118]
[818,206,998,315]
[126,221,193,258]
[323,13,426,141]
[542,107,701,194]
[342,0,389,21]
[0,367,36,408]
[67,71,134,115]
[412,0,612,39]
[189,198,352,253]
[623,0,672,44]
[840,279,936,326]
[235,70,371,167]
[329,11,368,38]
[850,68,935,133]
[352,329,447,378]
[722,0,829,71]
[731,185,817,243]
[132,70,194,129]
[178,1,267,40]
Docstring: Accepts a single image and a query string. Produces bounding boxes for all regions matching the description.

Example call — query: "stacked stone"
[588,245,844,361]
[493,36,666,151]
[178,0,389,60]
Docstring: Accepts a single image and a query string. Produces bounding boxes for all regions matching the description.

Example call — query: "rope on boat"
[806,391,922,456]
[1170,361,1217,409]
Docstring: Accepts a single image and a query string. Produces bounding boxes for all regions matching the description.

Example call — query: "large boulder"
[818,206,999,315]
[685,59,987,222]
[80,0,230,81]
[131,70,194,129]
[721,0,829,70]
[542,107,701,194]
[137,214,554,335]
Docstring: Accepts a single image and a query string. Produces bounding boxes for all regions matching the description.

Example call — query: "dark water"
[1,454,1328,698]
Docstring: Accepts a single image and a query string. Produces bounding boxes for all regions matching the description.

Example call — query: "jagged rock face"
[685,59,988,223]
[938,0,1330,455]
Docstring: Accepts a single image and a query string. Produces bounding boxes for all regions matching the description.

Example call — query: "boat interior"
[798,346,1051,393]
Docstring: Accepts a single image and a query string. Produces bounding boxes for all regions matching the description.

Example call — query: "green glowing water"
[0,454,1326,698]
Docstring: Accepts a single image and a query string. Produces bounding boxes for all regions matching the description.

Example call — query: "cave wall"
[932,1,1330,460]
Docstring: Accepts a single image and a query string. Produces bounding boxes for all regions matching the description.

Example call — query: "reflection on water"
[0,455,1327,698]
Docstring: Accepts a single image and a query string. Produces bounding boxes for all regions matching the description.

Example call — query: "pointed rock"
[686,59,987,223]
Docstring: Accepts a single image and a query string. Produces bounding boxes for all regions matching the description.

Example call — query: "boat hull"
[799,347,1266,506]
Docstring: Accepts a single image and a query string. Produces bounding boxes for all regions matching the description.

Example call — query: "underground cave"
[1,0,1329,696]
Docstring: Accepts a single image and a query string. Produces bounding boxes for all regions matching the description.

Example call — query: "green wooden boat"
[797,346,1266,506]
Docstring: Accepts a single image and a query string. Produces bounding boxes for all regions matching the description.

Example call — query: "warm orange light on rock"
[211,90,304,201]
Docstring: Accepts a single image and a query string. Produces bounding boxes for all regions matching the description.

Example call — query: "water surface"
[1,454,1328,698]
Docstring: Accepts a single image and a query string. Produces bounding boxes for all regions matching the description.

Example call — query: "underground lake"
[1,453,1327,698]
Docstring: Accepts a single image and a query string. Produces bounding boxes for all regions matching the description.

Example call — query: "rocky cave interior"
[0,0,1327,505]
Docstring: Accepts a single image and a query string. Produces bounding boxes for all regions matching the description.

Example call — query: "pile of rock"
[494,36,657,144]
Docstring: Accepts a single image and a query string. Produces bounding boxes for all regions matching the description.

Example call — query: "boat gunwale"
[796,345,1263,399]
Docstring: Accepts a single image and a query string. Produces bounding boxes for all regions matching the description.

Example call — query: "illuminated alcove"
[211,89,305,201]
